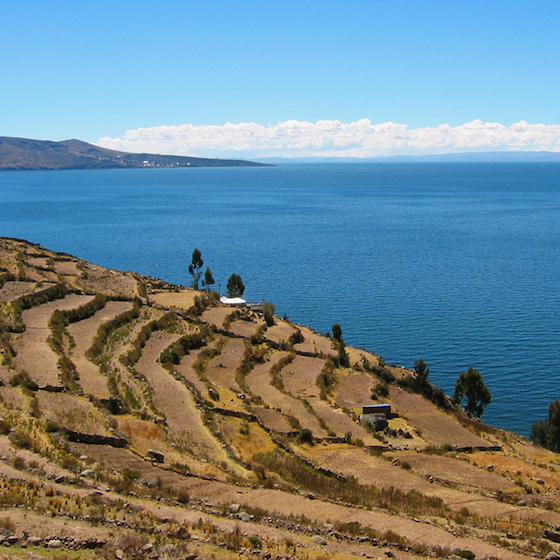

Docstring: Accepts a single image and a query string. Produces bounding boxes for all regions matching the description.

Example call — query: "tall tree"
[413,359,430,390]
[188,249,203,290]
[202,267,215,290]
[452,366,491,418]
[332,323,343,342]
[226,273,245,298]
[331,323,349,367]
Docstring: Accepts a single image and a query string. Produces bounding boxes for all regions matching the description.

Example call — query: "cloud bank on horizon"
[98,119,560,159]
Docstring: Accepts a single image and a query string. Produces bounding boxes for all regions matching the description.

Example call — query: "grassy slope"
[0,236,559,560]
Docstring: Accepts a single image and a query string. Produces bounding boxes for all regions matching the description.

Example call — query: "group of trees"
[412,359,492,419]
[413,359,560,455]
[188,248,245,298]
[188,249,215,291]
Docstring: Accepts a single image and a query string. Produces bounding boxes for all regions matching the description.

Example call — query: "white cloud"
[97,119,560,159]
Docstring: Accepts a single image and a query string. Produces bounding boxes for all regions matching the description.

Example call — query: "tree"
[413,359,430,390]
[332,323,343,342]
[226,274,245,298]
[331,323,349,367]
[202,267,215,290]
[414,359,429,382]
[531,400,560,452]
[453,366,491,419]
[188,249,204,290]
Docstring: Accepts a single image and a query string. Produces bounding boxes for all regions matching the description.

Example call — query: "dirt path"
[13,294,95,387]
[68,300,133,399]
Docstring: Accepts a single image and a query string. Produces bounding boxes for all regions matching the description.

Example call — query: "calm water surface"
[1,163,559,436]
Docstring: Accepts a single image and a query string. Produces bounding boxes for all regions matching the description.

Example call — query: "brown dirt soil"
[346,347,381,367]
[391,452,516,492]
[309,399,374,442]
[0,363,14,384]
[174,346,213,396]
[264,319,297,344]
[13,294,95,388]
[292,325,335,356]
[229,316,264,337]
[150,289,198,310]
[68,300,133,399]
[302,445,544,520]
[115,415,225,478]
[280,354,325,400]
[389,387,489,448]
[201,306,233,329]
[35,391,113,435]
[466,450,560,487]
[0,509,114,543]
[74,265,139,299]
[53,260,81,276]
[0,281,55,303]
[245,352,328,437]
[0,435,71,480]
[205,337,245,393]
[251,406,294,433]
[334,370,377,412]
[0,386,29,411]
[104,307,167,412]
[135,334,239,472]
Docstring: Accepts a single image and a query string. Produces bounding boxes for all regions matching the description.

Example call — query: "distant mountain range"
[0,136,267,170]
[261,151,560,164]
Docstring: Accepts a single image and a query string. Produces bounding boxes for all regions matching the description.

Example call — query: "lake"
[1,162,559,436]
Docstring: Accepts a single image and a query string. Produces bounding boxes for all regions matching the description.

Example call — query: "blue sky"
[3,1,560,157]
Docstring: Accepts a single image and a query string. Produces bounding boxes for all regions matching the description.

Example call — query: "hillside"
[0,137,267,170]
[0,237,559,560]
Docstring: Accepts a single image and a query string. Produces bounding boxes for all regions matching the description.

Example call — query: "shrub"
[10,371,38,391]
[9,430,33,450]
[247,536,262,549]
[299,429,314,444]
[262,301,276,327]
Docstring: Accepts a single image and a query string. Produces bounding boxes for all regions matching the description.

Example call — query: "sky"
[3,0,560,158]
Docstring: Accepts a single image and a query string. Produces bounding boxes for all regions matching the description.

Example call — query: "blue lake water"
[1,163,559,437]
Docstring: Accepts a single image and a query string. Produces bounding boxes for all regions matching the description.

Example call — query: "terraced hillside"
[0,237,559,560]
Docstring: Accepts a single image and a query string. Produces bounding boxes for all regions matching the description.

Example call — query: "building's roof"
[220,296,246,305]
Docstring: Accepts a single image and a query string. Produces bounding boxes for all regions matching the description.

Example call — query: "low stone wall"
[65,429,129,448]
